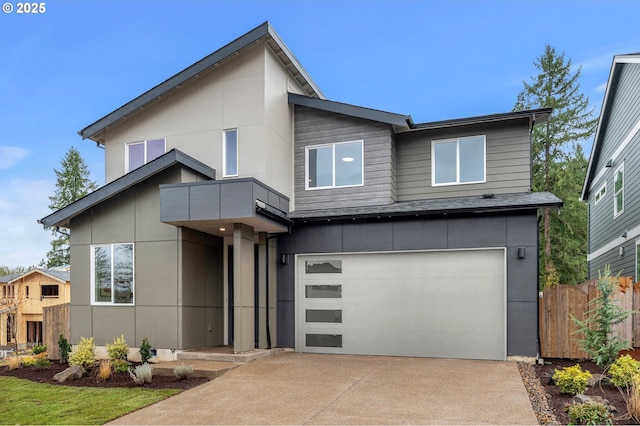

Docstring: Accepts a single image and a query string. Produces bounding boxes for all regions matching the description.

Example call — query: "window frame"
[90,243,135,306]
[594,183,607,205]
[614,163,624,217]
[431,135,486,187]
[41,284,59,298]
[125,138,166,173]
[222,129,238,178]
[304,140,364,190]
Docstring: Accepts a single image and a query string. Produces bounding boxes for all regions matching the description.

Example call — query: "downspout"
[536,213,542,363]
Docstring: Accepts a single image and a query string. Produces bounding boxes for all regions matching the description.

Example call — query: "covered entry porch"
[160,177,290,354]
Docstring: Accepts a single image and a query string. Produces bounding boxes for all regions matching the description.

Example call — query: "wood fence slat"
[540,277,635,359]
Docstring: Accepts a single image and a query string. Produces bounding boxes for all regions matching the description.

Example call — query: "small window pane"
[306,309,342,323]
[94,246,112,303]
[305,285,342,298]
[113,244,134,304]
[306,334,342,348]
[128,143,145,171]
[434,141,457,184]
[335,142,362,186]
[41,285,59,297]
[615,170,623,192]
[308,146,332,188]
[225,130,238,176]
[147,139,165,162]
[305,260,342,273]
[459,136,484,183]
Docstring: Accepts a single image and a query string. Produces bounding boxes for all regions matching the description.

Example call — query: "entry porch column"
[233,223,255,353]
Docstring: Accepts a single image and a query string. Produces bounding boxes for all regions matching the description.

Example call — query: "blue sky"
[0,0,638,268]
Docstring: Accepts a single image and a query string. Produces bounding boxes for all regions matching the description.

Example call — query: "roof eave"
[8,269,68,284]
[411,108,552,131]
[79,22,324,144]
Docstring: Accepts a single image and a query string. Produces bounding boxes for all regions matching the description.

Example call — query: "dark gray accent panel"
[277,210,540,357]
[161,186,190,221]
[190,184,221,220]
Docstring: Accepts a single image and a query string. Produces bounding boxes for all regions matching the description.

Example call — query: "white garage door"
[297,249,506,360]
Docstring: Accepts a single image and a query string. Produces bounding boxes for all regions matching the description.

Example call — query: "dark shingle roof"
[290,192,562,221]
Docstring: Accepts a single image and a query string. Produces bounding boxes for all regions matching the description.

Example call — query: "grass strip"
[0,376,180,425]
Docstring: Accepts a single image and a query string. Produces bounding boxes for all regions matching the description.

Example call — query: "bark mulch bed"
[527,349,640,425]
[0,361,209,391]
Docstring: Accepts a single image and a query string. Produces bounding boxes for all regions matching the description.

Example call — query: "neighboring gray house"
[40,22,561,361]
[582,53,640,281]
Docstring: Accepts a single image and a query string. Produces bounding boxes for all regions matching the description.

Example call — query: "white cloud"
[594,82,608,93]
[0,146,30,170]
[0,177,53,268]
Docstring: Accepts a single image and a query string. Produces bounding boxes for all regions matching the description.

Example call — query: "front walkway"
[110,352,538,425]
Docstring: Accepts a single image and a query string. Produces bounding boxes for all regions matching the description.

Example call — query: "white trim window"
[126,138,165,172]
[614,163,624,217]
[305,140,363,190]
[594,183,607,205]
[223,129,238,177]
[636,240,640,284]
[91,243,134,305]
[432,135,486,186]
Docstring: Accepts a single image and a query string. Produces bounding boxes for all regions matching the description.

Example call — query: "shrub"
[567,401,613,425]
[553,364,592,395]
[610,355,640,388]
[627,373,640,422]
[139,337,152,364]
[129,363,153,385]
[98,360,112,381]
[573,265,634,368]
[173,364,193,380]
[31,344,47,355]
[22,353,51,369]
[69,336,96,369]
[58,334,71,363]
[112,359,131,374]
[7,356,20,371]
[106,334,129,361]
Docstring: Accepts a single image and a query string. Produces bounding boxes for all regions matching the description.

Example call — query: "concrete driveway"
[110,352,537,425]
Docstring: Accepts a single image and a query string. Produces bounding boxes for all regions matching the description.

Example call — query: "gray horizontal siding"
[294,106,395,211]
[587,63,640,279]
[395,120,531,201]
[593,64,640,173]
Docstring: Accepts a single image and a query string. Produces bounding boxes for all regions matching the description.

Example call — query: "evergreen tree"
[514,45,597,287]
[46,147,98,267]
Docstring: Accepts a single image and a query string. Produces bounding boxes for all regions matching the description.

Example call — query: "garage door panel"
[298,249,506,360]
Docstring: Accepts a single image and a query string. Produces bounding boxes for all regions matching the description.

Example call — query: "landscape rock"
[53,365,86,383]
[570,394,616,412]
[587,373,608,387]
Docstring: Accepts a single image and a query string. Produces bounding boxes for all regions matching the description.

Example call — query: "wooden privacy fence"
[43,303,69,360]
[539,277,637,359]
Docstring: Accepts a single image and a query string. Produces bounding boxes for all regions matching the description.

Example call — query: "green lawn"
[0,376,180,425]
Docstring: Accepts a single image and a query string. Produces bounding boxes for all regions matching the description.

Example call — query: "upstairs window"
[594,183,606,205]
[92,243,134,305]
[306,141,363,190]
[432,135,485,186]
[126,138,165,172]
[223,129,238,177]
[614,164,624,217]
[41,285,59,298]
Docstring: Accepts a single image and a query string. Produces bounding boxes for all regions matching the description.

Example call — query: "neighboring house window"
[41,285,59,298]
[594,183,606,205]
[306,141,363,189]
[91,243,134,305]
[223,129,238,177]
[25,286,29,298]
[614,164,624,217]
[636,240,640,283]
[432,135,486,186]
[126,138,165,172]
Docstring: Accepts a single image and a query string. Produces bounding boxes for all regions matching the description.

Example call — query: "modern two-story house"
[39,22,561,361]
[582,53,640,281]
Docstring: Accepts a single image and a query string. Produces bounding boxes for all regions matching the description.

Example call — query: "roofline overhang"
[8,269,68,285]
[290,193,563,222]
[38,149,215,229]
[410,108,552,132]
[79,22,324,144]
[289,93,414,131]
[581,53,640,201]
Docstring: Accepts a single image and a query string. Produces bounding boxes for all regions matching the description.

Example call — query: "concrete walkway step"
[177,347,283,363]
[152,359,237,380]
